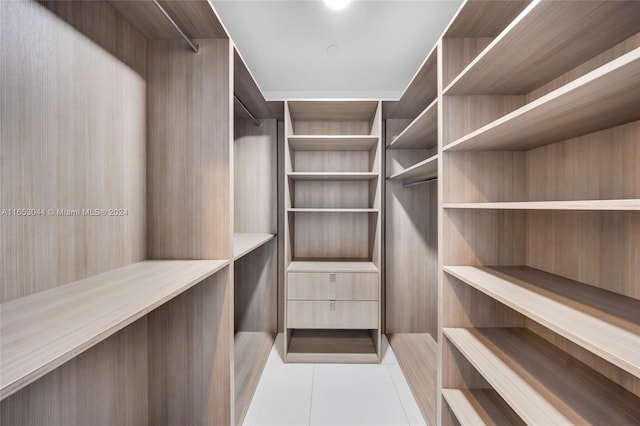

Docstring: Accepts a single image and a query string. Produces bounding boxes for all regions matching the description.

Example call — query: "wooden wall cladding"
[0,0,146,302]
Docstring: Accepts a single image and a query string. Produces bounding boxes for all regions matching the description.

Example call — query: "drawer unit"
[287,272,378,301]
[287,300,378,329]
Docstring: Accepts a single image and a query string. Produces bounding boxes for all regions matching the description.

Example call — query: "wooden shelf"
[443,199,640,211]
[288,261,378,273]
[288,100,379,122]
[234,331,275,425]
[287,172,378,181]
[0,259,229,399]
[388,154,438,183]
[444,327,640,425]
[389,334,437,425]
[286,329,378,363]
[443,265,640,377]
[445,1,640,95]
[443,389,524,426]
[444,48,640,151]
[233,233,275,260]
[388,99,437,149]
[288,135,378,151]
[288,208,378,213]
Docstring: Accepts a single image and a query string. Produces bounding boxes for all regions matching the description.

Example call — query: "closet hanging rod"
[403,176,438,188]
[152,0,199,53]
[234,95,261,127]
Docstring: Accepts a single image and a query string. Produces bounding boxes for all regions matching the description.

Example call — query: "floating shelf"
[443,265,640,377]
[286,329,378,364]
[388,99,437,150]
[389,154,438,183]
[288,261,378,273]
[443,199,640,211]
[287,208,378,213]
[287,172,378,181]
[0,259,229,399]
[233,233,275,260]
[444,48,640,151]
[444,327,640,425]
[443,389,524,426]
[288,135,379,151]
[444,1,640,95]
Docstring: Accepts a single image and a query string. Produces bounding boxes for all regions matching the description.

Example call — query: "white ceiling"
[212,0,462,100]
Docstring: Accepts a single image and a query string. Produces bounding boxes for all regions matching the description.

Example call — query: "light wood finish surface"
[287,330,378,363]
[288,135,379,151]
[388,99,438,149]
[444,199,640,210]
[442,389,524,426]
[1,0,146,303]
[291,212,371,259]
[234,49,275,119]
[287,301,378,329]
[107,0,228,39]
[442,37,494,89]
[389,334,437,425]
[444,327,640,425]
[0,317,148,426]
[0,260,228,400]
[444,266,640,377]
[289,208,378,213]
[288,261,378,273]
[292,150,372,173]
[445,48,640,151]
[443,0,530,38]
[388,154,438,182]
[234,331,275,425]
[288,272,378,301]
[445,1,640,95]
[148,268,233,426]
[233,233,275,260]
[288,172,378,181]
[147,38,232,260]
[292,181,372,209]
[288,101,379,122]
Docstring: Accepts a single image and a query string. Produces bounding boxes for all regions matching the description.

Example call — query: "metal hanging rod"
[234,95,261,127]
[403,176,438,188]
[152,0,199,53]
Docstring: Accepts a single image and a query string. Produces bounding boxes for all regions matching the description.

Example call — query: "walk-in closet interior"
[1,0,639,424]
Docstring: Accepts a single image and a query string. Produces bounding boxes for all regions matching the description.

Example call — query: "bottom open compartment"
[286,329,379,363]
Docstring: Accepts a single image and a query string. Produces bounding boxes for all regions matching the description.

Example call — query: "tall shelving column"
[438,1,640,424]
[283,101,383,363]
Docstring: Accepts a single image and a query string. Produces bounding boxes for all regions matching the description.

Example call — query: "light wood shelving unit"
[283,100,383,363]
[438,1,640,425]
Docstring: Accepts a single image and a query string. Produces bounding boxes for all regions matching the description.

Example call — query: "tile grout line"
[384,364,413,426]
[308,365,315,426]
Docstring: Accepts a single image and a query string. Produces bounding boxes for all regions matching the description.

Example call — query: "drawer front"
[287,300,378,329]
[288,272,378,301]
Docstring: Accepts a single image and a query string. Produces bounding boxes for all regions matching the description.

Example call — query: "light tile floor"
[243,334,427,426]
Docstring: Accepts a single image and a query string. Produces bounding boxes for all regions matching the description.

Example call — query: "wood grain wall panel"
[444,1,530,38]
[148,268,233,426]
[147,38,232,260]
[387,149,431,178]
[235,118,277,233]
[385,119,413,146]
[235,239,277,332]
[294,181,371,209]
[442,38,494,89]
[293,212,371,259]
[444,151,526,203]
[526,210,640,299]
[442,96,525,145]
[293,121,372,136]
[526,121,640,201]
[0,0,146,302]
[293,151,370,172]
[0,317,148,426]
[278,120,285,331]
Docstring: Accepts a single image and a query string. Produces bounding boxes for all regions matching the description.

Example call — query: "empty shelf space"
[287,172,378,181]
[388,99,438,150]
[288,261,378,273]
[388,154,438,182]
[444,327,640,425]
[288,135,379,151]
[286,329,378,363]
[288,100,379,122]
[445,1,640,95]
[443,389,524,426]
[233,233,275,260]
[444,47,640,151]
[443,265,640,377]
[0,259,230,399]
[389,333,437,424]
[234,331,275,425]
[288,208,378,213]
[443,199,640,211]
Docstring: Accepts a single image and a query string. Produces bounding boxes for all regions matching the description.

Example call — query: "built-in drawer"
[287,272,378,301]
[287,300,378,329]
